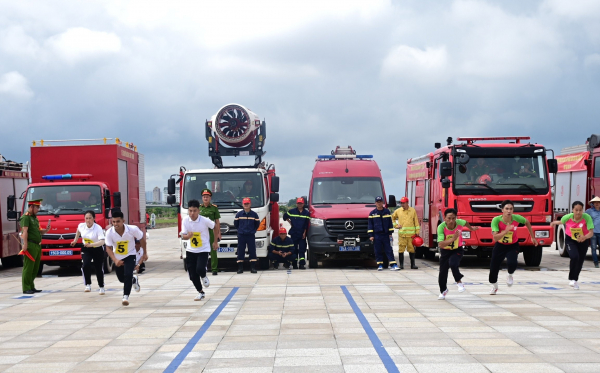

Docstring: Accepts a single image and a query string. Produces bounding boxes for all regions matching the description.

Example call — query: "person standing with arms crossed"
[551,201,594,290]
[20,199,51,294]
[489,200,538,295]
[391,196,420,269]
[284,197,310,270]
[368,196,398,271]
[71,210,106,294]
[585,196,600,268]
[199,189,221,276]
[234,197,260,274]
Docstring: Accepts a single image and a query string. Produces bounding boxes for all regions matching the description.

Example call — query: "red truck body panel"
[0,170,29,262]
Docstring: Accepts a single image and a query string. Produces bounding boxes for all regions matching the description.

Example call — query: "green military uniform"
[199,189,221,274]
[20,201,43,293]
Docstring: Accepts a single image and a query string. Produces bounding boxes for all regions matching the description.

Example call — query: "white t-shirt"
[77,222,105,247]
[105,225,144,260]
[181,215,215,253]
[135,247,144,265]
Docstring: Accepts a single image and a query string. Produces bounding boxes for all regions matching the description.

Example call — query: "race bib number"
[83,238,93,245]
[444,234,455,250]
[570,228,583,240]
[501,231,513,244]
[116,241,129,255]
[190,232,202,248]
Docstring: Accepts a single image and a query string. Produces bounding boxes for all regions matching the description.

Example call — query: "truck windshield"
[311,177,383,204]
[453,151,550,195]
[182,172,265,209]
[26,186,102,215]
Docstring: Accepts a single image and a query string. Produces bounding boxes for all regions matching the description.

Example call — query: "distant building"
[145,191,153,203]
[153,187,162,203]
[164,186,180,203]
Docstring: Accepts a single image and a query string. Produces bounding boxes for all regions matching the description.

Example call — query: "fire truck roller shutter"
[118,160,129,223]
[138,154,146,224]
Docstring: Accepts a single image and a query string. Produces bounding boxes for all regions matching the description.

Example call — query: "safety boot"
[250,261,257,274]
[292,261,298,270]
[237,262,244,274]
[399,254,404,270]
[409,253,418,269]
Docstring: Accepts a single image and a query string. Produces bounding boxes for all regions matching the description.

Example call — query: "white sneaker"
[573,281,579,290]
[569,280,575,287]
[194,292,205,301]
[457,282,465,293]
[507,274,514,287]
[122,295,129,306]
[438,289,449,300]
[490,283,498,295]
[84,285,91,292]
[99,287,105,295]
[133,275,140,292]
[202,276,210,288]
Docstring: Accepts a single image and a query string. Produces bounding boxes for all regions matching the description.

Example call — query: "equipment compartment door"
[554,172,571,213]
[569,171,587,208]
[118,160,130,223]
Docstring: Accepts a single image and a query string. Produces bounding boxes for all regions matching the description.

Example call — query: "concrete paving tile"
[473,354,544,363]
[553,363,600,372]
[412,363,490,373]
[4,362,78,373]
[484,363,565,373]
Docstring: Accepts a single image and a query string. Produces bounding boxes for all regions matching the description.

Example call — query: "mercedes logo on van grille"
[345,221,354,230]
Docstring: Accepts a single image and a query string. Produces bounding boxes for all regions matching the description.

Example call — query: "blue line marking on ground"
[163,287,239,373]
[341,286,400,373]
[541,287,561,290]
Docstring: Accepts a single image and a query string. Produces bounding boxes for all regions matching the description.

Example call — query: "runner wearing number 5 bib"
[105,211,146,306]
[550,201,594,290]
[488,200,538,295]
[181,199,215,301]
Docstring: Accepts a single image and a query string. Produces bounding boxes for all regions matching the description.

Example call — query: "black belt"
[27,240,41,245]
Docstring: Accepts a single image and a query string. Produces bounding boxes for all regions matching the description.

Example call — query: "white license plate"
[217,247,236,253]
[49,250,73,256]
[339,246,360,252]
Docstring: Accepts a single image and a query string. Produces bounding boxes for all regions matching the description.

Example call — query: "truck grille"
[470,201,533,213]
[325,219,369,236]
[42,233,77,240]
[220,223,238,239]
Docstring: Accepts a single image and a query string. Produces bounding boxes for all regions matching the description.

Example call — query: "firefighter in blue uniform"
[268,227,294,269]
[284,197,310,270]
[234,197,261,274]
[368,196,398,271]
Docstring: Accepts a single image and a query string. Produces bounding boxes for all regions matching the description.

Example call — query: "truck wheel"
[523,246,543,266]
[1,255,23,268]
[104,256,115,273]
[259,257,270,270]
[308,248,318,269]
[37,263,44,277]
[424,248,436,260]
[557,225,569,257]
[415,248,424,259]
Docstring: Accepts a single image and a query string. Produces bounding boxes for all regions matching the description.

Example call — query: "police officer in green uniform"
[20,199,51,294]
[199,189,221,276]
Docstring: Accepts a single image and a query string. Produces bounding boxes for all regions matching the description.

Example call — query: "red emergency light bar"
[457,136,530,145]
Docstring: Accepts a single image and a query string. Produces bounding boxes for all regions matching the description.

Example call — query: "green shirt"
[199,204,221,244]
[20,213,42,244]
[491,214,527,232]
[437,219,467,241]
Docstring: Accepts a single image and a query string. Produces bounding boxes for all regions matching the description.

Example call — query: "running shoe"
[84,285,91,292]
[133,275,140,292]
[490,283,498,295]
[195,292,205,301]
[569,280,575,287]
[99,287,106,295]
[202,276,210,288]
[457,282,465,293]
[507,274,514,287]
[389,264,399,271]
[573,281,579,290]
[122,295,129,306]
[438,289,449,300]
[377,265,383,271]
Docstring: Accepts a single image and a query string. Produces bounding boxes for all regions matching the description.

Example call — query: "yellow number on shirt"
[570,228,583,240]
[116,241,129,255]
[445,234,455,250]
[501,231,513,244]
[83,238,93,244]
[191,232,202,248]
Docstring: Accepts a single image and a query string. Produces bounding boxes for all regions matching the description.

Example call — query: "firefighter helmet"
[412,235,424,247]
[477,174,492,184]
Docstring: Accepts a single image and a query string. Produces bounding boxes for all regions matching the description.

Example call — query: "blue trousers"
[590,233,600,264]
[373,235,396,265]
[292,237,307,265]
[268,251,292,264]
[237,234,257,261]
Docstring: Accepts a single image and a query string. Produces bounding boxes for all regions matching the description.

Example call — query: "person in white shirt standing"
[71,210,106,294]
[105,211,147,306]
[181,199,215,301]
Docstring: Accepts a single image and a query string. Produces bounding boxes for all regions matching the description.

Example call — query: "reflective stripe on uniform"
[287,213,310,219]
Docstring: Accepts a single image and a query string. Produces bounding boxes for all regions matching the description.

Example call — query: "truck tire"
[523,246,543,267]
[104,255,115,274]
[424,248,436,260]
[259,257,270,270]
[1,255,23,268]
[415,248,424,259]
[557,225,569,257]
[308,248,318,269]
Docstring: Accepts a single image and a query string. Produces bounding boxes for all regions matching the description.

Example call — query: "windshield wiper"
[457,183,499,194]
[497,183,539,193]
[56,208,85,212]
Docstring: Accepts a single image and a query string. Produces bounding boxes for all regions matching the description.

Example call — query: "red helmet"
[400,197,409,203]
[279,227,287,234]
[412,236,424,247]
[477,174,492,184]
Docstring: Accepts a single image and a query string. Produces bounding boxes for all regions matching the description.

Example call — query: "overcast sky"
[1,0,599,201]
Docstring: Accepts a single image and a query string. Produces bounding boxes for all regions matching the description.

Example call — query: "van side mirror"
[271,176,280,193]
[388,195,396,207]
[104,189,111,209]
[113,192,122,208]
[455,153,470,165]
[168,178,176,195]
[440,161,452,177]
[441,178,451,189]
[270,193,280,203]
[547,159,558,174]
[167,195,177,205]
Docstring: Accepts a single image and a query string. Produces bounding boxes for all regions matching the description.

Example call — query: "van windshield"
[311,177,383,204]
[26,185,102,215]
[182,172,265,209]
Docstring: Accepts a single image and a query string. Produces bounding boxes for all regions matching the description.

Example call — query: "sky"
[1,0,599,202]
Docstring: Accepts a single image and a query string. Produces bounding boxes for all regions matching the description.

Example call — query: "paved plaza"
[1,227,600,373]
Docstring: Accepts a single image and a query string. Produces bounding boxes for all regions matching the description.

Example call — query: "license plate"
[49,250,73,256]
[339,246,360,252]
[217,247,236,253]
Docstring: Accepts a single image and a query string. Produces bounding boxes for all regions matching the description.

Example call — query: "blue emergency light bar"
[317,155,373,159]
[43,174,73,180]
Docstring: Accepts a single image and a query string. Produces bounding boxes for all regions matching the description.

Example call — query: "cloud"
[0,71,34,98]
[381,45,448,82]
[46,27,121,63]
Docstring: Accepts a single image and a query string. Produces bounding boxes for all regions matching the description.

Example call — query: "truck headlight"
[462,231,471,239]
[545,215,552,223]
[255,240,265,248]
[311,218,324,226]
[535,231,550,238]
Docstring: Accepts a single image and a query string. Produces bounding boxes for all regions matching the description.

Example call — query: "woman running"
[489,200,538,295]
[71,210,106,294]
[550,201,594,290]
[437,208,478,300]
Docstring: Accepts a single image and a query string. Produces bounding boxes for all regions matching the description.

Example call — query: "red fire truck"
[1,156,29,267]
[553,134,600,256]
[406,136,557,266]
[14,139,146,274]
